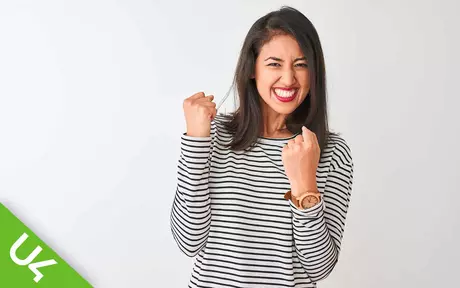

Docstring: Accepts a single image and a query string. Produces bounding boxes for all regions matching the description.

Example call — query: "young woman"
[170,6,354,288]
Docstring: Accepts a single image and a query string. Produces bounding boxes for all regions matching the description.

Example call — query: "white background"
[1,0,459,287]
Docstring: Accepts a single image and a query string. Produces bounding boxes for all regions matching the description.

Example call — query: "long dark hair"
[221,6,331,153]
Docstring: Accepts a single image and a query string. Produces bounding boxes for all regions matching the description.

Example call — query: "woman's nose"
[280,68,296,86]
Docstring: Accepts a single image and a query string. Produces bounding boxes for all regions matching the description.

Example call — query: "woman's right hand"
[183,92,217,137]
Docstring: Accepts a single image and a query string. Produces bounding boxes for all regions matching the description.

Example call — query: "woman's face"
[254,34,310,116]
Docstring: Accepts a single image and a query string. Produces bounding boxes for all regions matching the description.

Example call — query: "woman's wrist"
[290,175,318,196]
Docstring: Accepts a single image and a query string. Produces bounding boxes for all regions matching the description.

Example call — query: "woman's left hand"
[282,126,321,197]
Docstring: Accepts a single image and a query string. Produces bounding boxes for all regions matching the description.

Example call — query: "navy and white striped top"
[170,114,354,288]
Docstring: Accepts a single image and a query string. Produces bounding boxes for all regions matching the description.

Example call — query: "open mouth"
[273,88,298,102]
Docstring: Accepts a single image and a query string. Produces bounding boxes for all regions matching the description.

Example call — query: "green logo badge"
[0,203,92,287]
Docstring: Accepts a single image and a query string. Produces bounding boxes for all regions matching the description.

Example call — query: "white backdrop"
[1,0,459,287]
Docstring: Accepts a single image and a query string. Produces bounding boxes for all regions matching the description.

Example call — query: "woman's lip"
[273,87,299,91]
[273,89,298,102]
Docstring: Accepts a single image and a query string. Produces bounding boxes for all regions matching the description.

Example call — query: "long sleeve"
[170,126,215,257]
[289,139,354,283]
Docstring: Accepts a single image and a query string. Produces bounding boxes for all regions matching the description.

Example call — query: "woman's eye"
[267,63,308,68]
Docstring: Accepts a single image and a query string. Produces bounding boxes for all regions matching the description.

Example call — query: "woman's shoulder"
[211,113,233,133]
[213,112,233,124]
[324,131,353,169]
[209,113,234,143]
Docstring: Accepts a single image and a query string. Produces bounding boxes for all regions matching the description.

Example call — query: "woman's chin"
[267,101,297,115]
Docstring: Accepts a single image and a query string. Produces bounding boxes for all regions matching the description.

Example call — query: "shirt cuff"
[180,132,212,164]
[181,132,212,141]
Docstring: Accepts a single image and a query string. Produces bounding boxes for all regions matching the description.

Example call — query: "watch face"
[301,195,319,208]
[306,195,318,203]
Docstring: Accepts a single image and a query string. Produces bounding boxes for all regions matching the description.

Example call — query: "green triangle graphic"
[0,203,92,287]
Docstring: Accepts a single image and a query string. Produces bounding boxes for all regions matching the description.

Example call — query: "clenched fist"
[183,92,217,137]
[282,126,321,197]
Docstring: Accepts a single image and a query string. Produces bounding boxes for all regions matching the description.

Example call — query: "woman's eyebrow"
[294,56,307,62]
[264,56,307,62]
[264,56,283,62]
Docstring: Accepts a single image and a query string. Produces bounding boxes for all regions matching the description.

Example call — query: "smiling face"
[254,34,310,116]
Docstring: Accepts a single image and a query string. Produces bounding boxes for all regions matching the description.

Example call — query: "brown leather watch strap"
[284,190,299,207]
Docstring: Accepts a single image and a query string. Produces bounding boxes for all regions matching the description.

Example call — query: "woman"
[170,6,354,288]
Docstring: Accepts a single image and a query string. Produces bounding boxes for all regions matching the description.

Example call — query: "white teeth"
[274,88,296,97]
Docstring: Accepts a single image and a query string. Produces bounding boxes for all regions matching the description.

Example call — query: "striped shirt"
[170,114,354,288]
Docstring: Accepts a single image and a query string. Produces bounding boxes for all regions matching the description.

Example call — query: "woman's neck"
[260,105,291,138]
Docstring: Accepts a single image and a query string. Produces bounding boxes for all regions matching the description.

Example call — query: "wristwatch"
[284,190,321,209]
